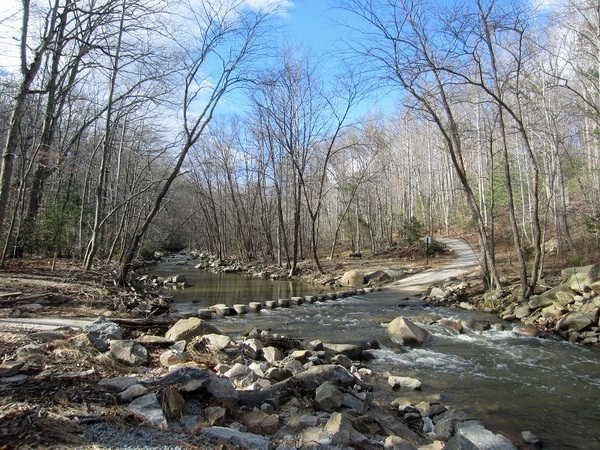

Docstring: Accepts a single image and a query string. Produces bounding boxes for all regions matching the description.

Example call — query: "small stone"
[384,435,417,450]
[262,346,284,363]
[521,431,542,448]
[119,384,149,403]
[0,361,24,378]
[159,349,186,367]
[241,410,279,435]
[98,376,138,392]
[388,375,422,390]
[127,393,167,428]
[315,381,344,412]
[0,374,28,384]
[109,340,149,366]
[204,406,227,426]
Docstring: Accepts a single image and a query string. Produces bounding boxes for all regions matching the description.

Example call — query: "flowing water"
[150,255,600,449]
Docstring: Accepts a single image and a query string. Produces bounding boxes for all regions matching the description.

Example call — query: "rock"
[201,333,232,350]
[366,270,392,284]
[386,316,429,345]
[197,309,213,319]
[529,285,575,309]
[242,338,264,359]
[208,376,238,402]
[201,427,270,450]
[0,361,24,378]
[248,302,262,312]
[461,319,491,331]
[0,374,27,383]
[541,304,564,318]
[204,406,227,426]
[232,304,247,314]
[283,359,304,375]
[159,349,186,367]
[265,367,292,382]
[277,298,290,307]
[324,412,370,446]
[290,297,303,305]
[315,381,344,411]
[342,392,371,413]
[429,286,445,298]
[165,317,221,342]
[127,393,167,428]
[135,335,175,347]
[16,343,45,358]
[84,317,124,351]
[556,311,593,331]
[445,421,516,450]
[323,343,363,360]
[289,349,310,361]
[384,435,418,450]
[521,430,542,448]
[388,375,422,390]
[293,364,356,391]
[241,411,279,435]
[109,340,149,366]
[439,319,464,334]
[584,263,600,284]
[262,346,284,363]
[224,363,251,381]
[514,304,532,319]
[331,354,352,369]
[368,403,422,446]
[119,384,149,403]
[158,366,210,393]
[567,272,589,294]
[98,376,138,392]
[160,385,185,419]
[340,269,365,286]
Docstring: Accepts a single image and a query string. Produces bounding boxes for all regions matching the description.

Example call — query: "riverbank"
[0,243,597,449]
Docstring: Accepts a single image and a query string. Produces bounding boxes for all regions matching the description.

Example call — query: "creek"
[151,256,600,449]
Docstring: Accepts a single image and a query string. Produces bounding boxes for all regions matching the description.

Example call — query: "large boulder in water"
[386,316,429,345]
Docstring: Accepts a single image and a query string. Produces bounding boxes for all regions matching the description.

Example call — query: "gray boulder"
[165,317,221,342]
[208,376,238,402]
[127,393,167,428]
[324,412,370,447]
[109,340,149,366]
[294,364,356,391]
[315,381,344,411]
[555,311,593,331]
[323,343,363,360]
[388,375,422,390]
[445,421,516,450]
[84,317,124,351]
[386,316,429,345]
[157,366,210,393]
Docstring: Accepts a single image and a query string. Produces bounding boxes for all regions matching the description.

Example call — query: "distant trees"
[0,0,598,295]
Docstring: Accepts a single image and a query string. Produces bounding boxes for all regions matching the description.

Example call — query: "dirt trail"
[386,238,479,294]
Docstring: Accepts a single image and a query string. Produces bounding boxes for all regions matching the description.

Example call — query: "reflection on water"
[149,256,326,312]
[152,259,600,449]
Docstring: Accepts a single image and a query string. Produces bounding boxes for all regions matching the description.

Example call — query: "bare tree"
[117,0,275,284]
